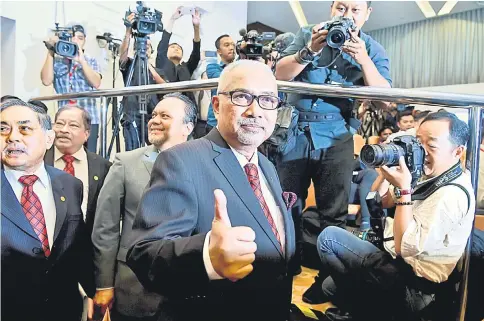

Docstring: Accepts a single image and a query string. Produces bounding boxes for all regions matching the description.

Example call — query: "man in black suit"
[1,99,94,321]
[127,60,296,321]
[155,6,201,103]
[44,105,111,236]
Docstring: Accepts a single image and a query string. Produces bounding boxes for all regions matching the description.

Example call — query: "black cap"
[72,25,86,36]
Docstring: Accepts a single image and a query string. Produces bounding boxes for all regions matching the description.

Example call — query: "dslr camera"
[319,16,357,49]
[360,135,425,186]
[124,1,163,37]
[236,30,276,60]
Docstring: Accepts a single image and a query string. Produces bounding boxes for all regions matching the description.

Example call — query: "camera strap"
[67,62,79,104]
[411,162,470,210]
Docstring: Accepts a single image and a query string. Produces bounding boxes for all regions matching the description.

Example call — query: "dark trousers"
[193,120,208,139]
[350,168,379,228]
[122,115,149,152]
[87,124,99,153]
[111,310,158,321]
[275,131,354,270]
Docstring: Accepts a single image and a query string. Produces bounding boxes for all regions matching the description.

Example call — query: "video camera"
[360,135,425,186]
[319,16,357,49]
[124,1,163,37]
[44,24,78,59]
[236,29,276,60]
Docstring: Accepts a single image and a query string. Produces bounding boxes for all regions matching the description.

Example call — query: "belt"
[298,112,343,122]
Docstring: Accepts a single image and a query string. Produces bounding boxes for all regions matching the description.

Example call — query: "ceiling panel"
[247,1,483,34]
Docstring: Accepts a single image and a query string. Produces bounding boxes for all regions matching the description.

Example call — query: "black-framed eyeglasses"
[218,90,280,110]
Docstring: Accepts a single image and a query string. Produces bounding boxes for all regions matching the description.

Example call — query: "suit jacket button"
[32,247,43,255]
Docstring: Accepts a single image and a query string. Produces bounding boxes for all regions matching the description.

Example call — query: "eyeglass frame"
[217,90,281,110]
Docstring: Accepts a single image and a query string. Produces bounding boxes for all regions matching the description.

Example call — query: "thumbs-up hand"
[209,189,257,281]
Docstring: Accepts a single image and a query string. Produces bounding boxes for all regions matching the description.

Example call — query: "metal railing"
[32,80,483,321]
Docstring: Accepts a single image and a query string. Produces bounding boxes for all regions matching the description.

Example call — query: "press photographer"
[156,6,201,104]
[317,112,475,320]
[119,12,167,151]
[41,24,102,153]
[274,1,392,302]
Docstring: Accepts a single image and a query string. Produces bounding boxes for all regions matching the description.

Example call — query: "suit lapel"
[47,167,68,243]
[142,145,159,175]
[258,155,295,262]
[1,170,39,241]
[86,150,100,213]
[44,147,55,166]
[207,130,283,257]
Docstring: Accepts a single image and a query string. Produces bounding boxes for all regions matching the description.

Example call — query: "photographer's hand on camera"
[309,23,328,54]
[120,13,136,64]
[341,30,370,66]
[380,156,412,190]
[41,36,60,86]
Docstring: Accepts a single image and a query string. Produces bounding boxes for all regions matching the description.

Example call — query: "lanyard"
[67,61,79,104]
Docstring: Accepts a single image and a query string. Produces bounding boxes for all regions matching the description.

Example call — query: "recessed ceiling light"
[438,1,458,15]
[415,1,437,18]
[288,0,308,27]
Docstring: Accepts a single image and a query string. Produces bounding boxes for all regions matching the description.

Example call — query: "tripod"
[107,35,150,159]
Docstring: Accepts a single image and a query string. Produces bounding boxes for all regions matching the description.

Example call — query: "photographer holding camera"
[274,1,391,301]
[155,6,201,104]
[317,112,475,320]
[41,24,102,153]
[119,12,167,151]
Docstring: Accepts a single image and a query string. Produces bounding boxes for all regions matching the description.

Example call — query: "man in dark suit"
[91,93,197,321]
[1,99,94,321]
[44,105,111,236]
[127,60,296,321]
[155,6,201,104]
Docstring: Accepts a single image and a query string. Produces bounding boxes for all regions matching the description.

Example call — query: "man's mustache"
[238,118,265,129]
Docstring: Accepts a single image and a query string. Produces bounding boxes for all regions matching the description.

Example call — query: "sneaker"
[302,275,330,304]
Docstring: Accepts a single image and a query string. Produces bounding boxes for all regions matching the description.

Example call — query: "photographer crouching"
[274,1,391,300]
[41,24,102,153]
[317,112,475,321]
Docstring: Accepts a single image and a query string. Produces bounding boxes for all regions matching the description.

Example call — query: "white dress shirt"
[54,146,89,220]
[203,146,285,280]
[4,162,57,247]
[384,171,475,283]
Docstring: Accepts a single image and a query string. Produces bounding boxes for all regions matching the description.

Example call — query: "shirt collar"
[54,146,87,162]
[4,162,50,188]
[228,145,258,168]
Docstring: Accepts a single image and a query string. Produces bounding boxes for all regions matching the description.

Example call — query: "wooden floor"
[291,266,334,314]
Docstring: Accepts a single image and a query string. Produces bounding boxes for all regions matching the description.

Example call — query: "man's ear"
[212,96,220,120]
[45,129,55,150]
[454,145,465,163]
[185,122,195,137]
[366,7,373,22]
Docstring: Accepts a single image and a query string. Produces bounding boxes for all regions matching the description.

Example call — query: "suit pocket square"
[282,192,297,210]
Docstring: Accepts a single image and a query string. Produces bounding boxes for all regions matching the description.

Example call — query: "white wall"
[0,1,247,105]
[413,83,484,123]
[0,0,247,155]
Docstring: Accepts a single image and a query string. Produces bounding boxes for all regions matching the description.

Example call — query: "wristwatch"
[394,188,413,198]
[296,46,318,64]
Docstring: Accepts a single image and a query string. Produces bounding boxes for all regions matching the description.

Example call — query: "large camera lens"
[360,143,405,167]
[326,26,347,49]
[55,40,78,59]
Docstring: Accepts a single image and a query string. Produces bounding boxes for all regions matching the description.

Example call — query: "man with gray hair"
[1,99,95,321]
[91,92,196,321]
[127,60,296,321]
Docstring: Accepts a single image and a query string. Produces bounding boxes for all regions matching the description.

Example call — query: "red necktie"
[18,175,50,257]
[62,154,75,176]
[244,163,282,250]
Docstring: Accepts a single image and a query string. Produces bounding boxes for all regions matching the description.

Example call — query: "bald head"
[217,60,277,94]
[213,60,279,159]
